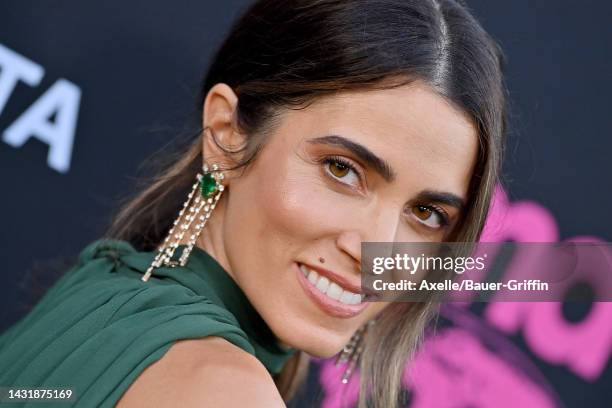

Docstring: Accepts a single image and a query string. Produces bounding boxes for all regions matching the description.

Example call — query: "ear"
[201,83,246,172]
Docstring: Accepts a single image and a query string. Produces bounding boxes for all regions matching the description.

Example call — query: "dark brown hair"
[107,0,507,406]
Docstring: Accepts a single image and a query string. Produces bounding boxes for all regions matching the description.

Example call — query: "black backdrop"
[1,1,610,407]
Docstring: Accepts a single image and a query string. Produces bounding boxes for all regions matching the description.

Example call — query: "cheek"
[221,155,340,276]
[249,161,354,243]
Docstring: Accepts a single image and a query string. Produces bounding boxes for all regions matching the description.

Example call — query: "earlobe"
[201,126,239,176]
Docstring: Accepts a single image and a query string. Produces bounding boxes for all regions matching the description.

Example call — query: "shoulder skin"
[116,337,286,407]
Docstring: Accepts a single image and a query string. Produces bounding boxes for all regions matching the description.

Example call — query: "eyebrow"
[413,190,466,211]
[307,134,466,211]
[307,135,396,182]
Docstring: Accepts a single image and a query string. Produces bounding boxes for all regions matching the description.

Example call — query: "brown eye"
[329,161,350,178]
[410,205,447,229]
[412,205,432,220]
[322,156,361,188]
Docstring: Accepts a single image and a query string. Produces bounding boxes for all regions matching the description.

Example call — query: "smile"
[300,264,362,304]
[295,262,368,318]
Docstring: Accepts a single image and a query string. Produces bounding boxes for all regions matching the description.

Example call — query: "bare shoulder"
[116,336,285,407]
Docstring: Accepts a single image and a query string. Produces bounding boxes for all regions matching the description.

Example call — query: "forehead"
[286,82,479,199]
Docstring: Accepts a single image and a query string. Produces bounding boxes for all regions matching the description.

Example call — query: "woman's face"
[202,81,478,357]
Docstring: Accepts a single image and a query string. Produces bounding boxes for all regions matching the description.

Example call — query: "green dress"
[0,239,296,407]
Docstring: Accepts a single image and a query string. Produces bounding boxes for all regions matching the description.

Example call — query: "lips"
[304,262,363,292]
[299,263,363,304]
[295,262,368,318]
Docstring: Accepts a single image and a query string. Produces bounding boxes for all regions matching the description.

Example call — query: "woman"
[0,0,506,406]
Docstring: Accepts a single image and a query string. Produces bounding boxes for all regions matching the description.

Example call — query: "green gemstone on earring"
[200,173,217,197]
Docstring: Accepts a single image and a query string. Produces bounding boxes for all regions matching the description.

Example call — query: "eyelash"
[319,155,451,229]
[320,155,364,186]
[412,203,451,229]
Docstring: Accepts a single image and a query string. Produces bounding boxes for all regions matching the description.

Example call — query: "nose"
[336,230,362,266]
[336,207,401,267]
[367,204,402,243]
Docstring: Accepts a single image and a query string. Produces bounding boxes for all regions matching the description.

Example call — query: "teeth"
[339,291,354,304]
[307,270,318,285]
[327,282,343,300]
[315,276,330,292]
[299,264,362,305]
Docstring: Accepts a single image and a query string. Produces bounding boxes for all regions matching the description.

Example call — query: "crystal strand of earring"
[163,176,210,265]
[336,320,375,383]
[335,338,354,365]
[341,340,364,384]
[161,163,215,270]
[166,177,202,260]
[177,197,207,264]
[141,177,200,282]
[343,320,376,383]
[340,321,373,384]
[335,325,364,365]
[178,188,222,265]
[178,167,225,265]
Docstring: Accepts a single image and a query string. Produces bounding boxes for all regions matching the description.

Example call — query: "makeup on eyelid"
[315,153,454,231]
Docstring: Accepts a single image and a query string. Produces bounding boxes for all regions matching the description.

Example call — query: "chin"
[293,341,345,359]
[306,344,346,359]
[275,324,350,359]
